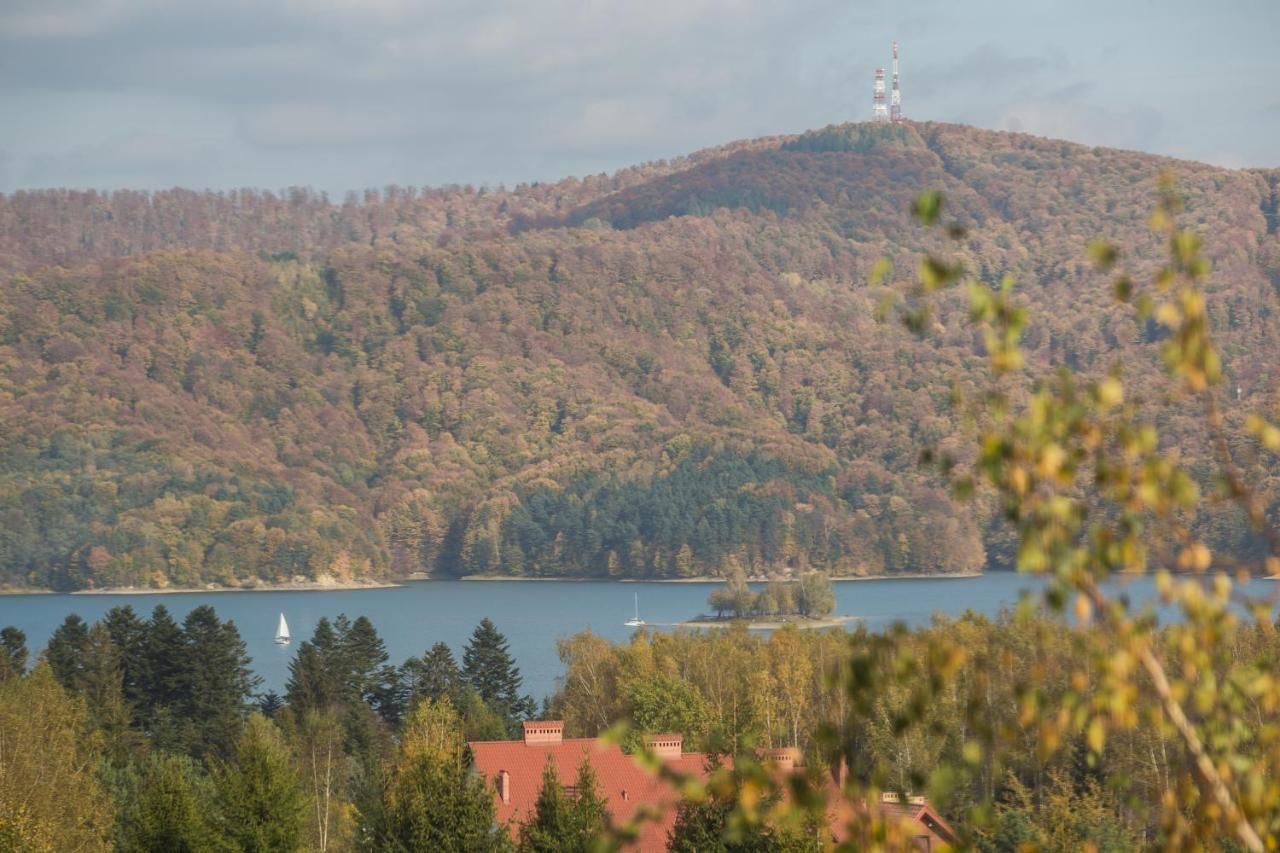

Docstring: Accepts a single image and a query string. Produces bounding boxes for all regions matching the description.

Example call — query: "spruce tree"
[569,757,608,843]
[119,753,222,853]
[102,605,146,709]
[366,697,508,852]
[182,605,258,758]
[45,612,90,690]
[462,618,533,731]
[286,640,337,713]
[341,615,389,705]
[140,605,189,720]
[213,714,307,852]
[519,761,575,852]
[518,757,609,852]
[402,641,462,702]
[80,622,137,762]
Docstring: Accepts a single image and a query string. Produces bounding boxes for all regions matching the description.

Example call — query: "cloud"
[1,0,1276,190]
[997,98,1163,154]
[18,130,229,187]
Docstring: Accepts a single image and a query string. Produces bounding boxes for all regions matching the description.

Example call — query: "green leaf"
[911,191,942,226]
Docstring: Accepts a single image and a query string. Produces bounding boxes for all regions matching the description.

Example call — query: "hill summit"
[1,123,1277,590]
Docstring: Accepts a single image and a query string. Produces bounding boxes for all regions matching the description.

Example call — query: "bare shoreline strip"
[456,571,984,584]
[66,581,402,596]
[679,615,860,630]
[0,571,986,597]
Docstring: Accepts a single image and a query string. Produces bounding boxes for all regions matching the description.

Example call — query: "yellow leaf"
[1096,377,1124,410]
[1087,718,1105,753]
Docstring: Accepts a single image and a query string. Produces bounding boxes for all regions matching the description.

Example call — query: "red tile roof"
[470,723,956,852]
[469,731,707,851]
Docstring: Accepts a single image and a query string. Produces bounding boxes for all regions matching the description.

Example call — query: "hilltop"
[1,122,1277,590]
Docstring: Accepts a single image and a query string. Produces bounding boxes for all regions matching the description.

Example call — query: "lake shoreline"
[454,571,985,584]
[66,580,402,596]
[679,614,860,630]
[0,571,987,597]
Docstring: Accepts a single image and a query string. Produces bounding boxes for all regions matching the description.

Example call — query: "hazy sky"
[2,0,1276,193]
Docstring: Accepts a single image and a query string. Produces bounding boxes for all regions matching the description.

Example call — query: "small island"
[681,567,851,629]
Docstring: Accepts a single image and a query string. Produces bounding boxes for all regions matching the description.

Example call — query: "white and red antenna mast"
[872,67,888,122]
[890,41,902,122]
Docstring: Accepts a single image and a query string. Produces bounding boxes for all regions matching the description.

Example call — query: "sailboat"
[275,612,291,645]
[624,593,646,627]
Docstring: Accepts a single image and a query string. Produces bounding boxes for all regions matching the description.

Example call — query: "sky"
[1,0,1277,194]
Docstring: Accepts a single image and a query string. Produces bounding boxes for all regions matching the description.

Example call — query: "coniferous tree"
[258,691,285,717]
[402,641,462,703]
[213,714,307,852]
[519,761,575,852]
[118,753,222,853]
[102,605,147,709]
[79,623,137,762]
[463,618,534,731]
[0,626,26,681]
[45,612,90,690]
[518,758,609,852]
[182,605,258,758]
[363,697,508,852]
[286,640,337,714]
[140,605,189,724]
[341,616,389,704]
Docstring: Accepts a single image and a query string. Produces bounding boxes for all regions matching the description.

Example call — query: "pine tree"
[463,618,533,731]
[213,714,307,852]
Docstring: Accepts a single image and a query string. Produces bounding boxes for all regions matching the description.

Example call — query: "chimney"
[497,770,511,804]
[643,733,684,761]
[831,757,849,789]
[766,747,802,773]
[522,721,563,745]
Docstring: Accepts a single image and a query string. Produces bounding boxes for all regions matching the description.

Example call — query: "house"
[469,721,956,851]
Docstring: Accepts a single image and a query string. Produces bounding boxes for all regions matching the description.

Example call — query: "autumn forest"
[2,122,1278,591]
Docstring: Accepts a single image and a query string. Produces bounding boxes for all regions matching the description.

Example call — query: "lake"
[0,573,1275,702]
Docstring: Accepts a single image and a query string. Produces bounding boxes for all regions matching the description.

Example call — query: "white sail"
[625,593,645,627]
[275,612,291,644]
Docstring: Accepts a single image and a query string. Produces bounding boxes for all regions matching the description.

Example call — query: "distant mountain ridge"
[1,123,1277,590]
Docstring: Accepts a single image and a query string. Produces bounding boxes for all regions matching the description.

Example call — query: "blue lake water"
[0,573,1275,702]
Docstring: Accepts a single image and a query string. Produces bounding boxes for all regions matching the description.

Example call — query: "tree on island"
[794,572,834,618]
[706,569,834,620]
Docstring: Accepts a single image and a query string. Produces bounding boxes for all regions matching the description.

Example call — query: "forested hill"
[2,122,1278,590]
